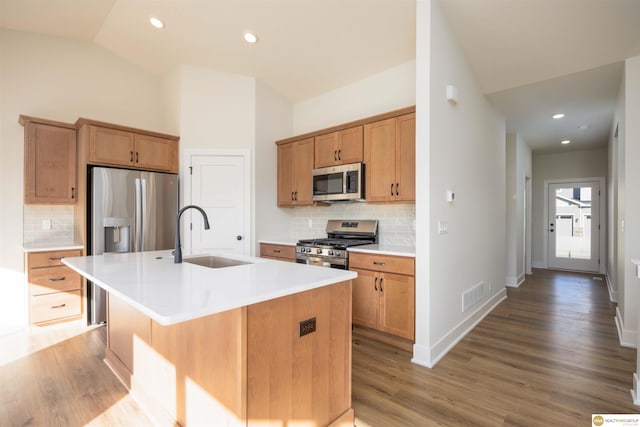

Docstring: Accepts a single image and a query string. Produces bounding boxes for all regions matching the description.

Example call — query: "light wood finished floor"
[1,269,637,426]
[353,269,638,426]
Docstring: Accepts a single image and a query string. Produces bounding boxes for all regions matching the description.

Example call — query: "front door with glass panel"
[548,182,600,272]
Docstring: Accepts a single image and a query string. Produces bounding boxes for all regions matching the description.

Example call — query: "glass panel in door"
[548,182,599,272]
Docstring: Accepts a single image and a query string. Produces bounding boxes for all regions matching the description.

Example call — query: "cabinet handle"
[374,277,378,291]
[396,183,399,196]
[294,191,298,201]
[373,261,385,266]
[48,277,66,282]
[338,149,341,160]
[273,249,281,253]
[48,257,62,262]
[135,152,139,163]
[130,151,134,162]
[291,192,294,201]
[51,303,67,309]
[380,278,384,292]
[71,187,75,199]
[390,183,394,196]
[334,150,338,161]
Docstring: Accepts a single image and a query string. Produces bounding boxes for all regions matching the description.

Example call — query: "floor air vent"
[462,281,485,312]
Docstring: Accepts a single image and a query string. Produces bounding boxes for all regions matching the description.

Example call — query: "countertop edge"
[348,245,415,257]
[258,240,297,246]
[23,243,84,253]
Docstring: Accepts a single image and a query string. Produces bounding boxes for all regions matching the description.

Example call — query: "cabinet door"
[351,268,379,329]
[364,118,396,202]
[24,123,77,204]
[314,132,338,168]
[107,293,151,374]
[395,113,415,202]
[277,143,295,206]
[134,134,178,172]
[336,126,363,165]
[379,272,415,340]
[89,125,135,166]
[292,138,315,205]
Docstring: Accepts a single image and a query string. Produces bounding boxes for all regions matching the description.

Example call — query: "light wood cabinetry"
[314,126,363,168]
[26,249,83,325]
[350,252,415,341]
[364,113,415,203]
[85,123,178,172]
[259,243,296,262]
[277,137,314,207]
[105,281,353,426]
[20,116,77,204]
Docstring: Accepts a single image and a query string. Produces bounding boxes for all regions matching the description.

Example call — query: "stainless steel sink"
[183,255,251,268]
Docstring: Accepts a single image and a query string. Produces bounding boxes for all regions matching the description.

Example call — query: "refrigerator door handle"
[140,178,147,252]
[135,178,142,252]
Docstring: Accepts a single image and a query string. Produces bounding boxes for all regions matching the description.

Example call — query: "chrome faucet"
[174,205,210,263]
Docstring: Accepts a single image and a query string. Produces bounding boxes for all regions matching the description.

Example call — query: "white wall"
[292,60,416,134]
[531,149,608,268]
[413,0,507,367]
[506,133,532,286]
[623,56,640,350]
[0,29,167,334]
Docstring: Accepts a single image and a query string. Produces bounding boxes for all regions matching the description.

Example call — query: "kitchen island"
[63,250,356,427]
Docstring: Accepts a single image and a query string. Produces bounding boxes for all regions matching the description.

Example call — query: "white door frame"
[543,176,606,274]
[181,148,252,256]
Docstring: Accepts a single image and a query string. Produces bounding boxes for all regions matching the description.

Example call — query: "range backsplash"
[286,203,415,246]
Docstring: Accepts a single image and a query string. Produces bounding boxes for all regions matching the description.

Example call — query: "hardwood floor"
[352,269,638,426]
[1,269,637,426]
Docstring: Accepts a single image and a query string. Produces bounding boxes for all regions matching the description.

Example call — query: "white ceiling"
[1,0,639,153]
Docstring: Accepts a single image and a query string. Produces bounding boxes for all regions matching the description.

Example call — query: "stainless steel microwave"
[312,162,364,202]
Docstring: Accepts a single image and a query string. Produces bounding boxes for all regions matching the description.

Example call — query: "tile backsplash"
[286,203,415,246]
[23,205,75,245]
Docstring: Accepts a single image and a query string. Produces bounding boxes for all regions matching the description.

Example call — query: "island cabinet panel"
[247,280,352,427]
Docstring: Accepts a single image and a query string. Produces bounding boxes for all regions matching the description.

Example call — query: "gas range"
[296,220,378,269]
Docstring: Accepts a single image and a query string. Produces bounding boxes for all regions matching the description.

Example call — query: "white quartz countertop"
[23,242,84,252]
[258,239,297,246]
[348,244,415,257]
[63,250,356,326]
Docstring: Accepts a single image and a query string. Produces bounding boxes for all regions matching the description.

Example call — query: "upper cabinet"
[314,126,363,168]
[78,120,179,173]
[364,113,415,203]
[21,116,77,204]
[277,138,315,207]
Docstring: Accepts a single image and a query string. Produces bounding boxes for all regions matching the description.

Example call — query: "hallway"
[352,269,638,426]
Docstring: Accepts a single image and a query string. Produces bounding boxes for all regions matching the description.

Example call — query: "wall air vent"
[462,281,485,312]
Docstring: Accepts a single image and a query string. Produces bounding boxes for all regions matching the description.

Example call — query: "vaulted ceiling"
[2,0,639,152]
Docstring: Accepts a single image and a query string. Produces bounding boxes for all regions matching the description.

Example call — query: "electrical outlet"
[42,219,52,230]
[307,219,313,228]
[299,317,316,337]
[438,221,448,234]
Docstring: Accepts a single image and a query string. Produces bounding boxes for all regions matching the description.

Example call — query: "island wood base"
[105,280,353,426]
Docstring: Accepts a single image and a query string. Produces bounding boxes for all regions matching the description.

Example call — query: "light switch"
[438,221,448,234]
[42,219,51,230]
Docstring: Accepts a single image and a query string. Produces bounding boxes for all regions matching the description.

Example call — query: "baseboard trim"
[632,373,640,406]
[616,307,637,348]
[532,261,545,269]
[505,276,518,287]
[412,288,508,368]
[606,274,618,303]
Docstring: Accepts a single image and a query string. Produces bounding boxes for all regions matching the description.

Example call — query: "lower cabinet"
[350,252,415,341]
[259,242,296,262]
[26,249,83,325]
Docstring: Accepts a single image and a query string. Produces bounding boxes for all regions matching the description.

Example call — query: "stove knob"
[316,248,322,254]
[334,250,340,257]
[328,250,334,256]
[304,247,310,253]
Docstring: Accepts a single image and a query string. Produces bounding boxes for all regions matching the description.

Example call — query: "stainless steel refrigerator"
[88,166,178,324]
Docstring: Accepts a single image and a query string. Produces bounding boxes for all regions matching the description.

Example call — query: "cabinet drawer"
[349,252,414,275]
[260,243,296,262]
[30,290,81,324]
[28,249,82,268]
[29,265,81,296]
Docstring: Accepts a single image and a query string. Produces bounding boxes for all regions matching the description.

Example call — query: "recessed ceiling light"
[149,17,164,29]
[244,32,258,44]
[578,124,590,130]
[561,139,571,145]
[553,113,565,119]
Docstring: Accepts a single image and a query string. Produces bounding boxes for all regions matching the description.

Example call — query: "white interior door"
[548,181,600,272]
[186,151,250,256]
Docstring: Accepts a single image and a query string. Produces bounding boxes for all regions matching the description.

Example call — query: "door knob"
[236,235,243,241]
